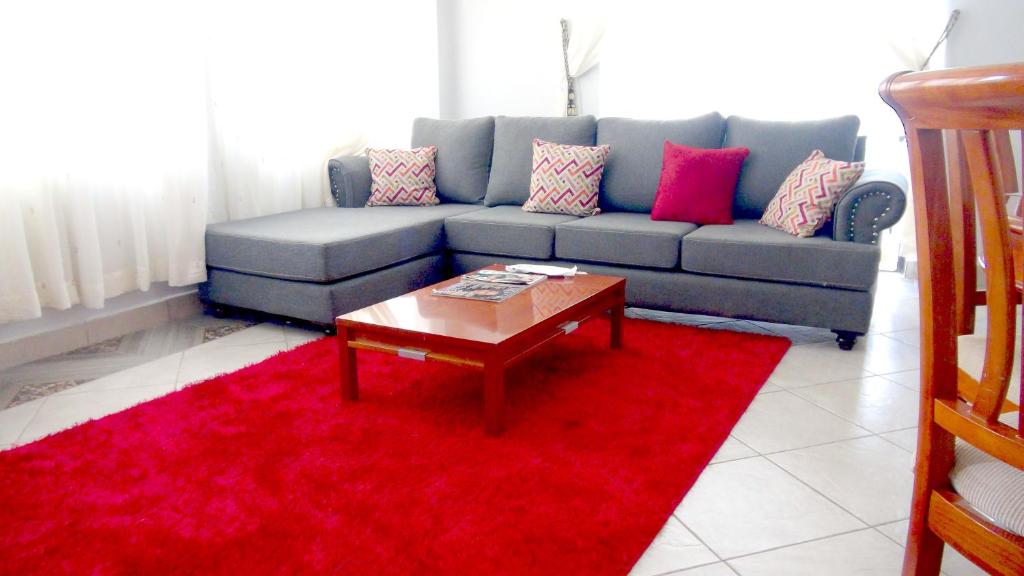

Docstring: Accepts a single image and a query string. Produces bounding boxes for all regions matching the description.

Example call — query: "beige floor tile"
[790,375,920,434]
[766,344,874,389]
[880,428,919,453]
[861,335,921,374]
[709,436,757,464]
[879,328,920,348]
[882,369,920,391]
[176,341,291,389]
[283,326,326,348]
[728,529,904,576]
[869,296,921,334]
[0,398,45,445]
[669,563,738,576]
[757,382,783,395]
[730,391,871,454]
[53,352,183,396]
[675,457,864,558]
[875,520,989,576]
[199,324,287,349]
[18,384,175,444]
[767,436,915,526]
[629,516,719,576]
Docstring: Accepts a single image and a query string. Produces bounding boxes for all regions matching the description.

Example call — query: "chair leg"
[902,513,945,575]
[832,330,859,350]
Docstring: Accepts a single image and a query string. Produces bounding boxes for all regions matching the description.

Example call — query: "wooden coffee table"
[335,265,626,435]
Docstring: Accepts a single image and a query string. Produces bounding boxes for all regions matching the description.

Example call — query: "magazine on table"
[461,269,547,286]
[433,280,529,302]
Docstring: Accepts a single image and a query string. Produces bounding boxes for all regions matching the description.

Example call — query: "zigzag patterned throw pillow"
[760,150,864,237]
[523,139,610,217]
[365,146,440,206]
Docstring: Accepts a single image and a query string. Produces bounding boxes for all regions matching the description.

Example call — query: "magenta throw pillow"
[651,142,750,224]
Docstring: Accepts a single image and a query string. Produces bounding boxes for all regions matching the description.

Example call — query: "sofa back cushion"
[597,113,725,212]
[412,117,494,204]
[484,115,597,206]
[725,115,860,218]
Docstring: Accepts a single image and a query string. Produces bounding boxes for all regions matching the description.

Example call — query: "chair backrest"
[881,64,1024,575]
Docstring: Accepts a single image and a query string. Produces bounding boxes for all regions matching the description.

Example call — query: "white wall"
[437,1,945,171]
[944,0,1024,189]
[944,0,1024,66]
[437,0,604,119]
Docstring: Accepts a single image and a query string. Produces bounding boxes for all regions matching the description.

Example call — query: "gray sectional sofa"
[201,113,907,349]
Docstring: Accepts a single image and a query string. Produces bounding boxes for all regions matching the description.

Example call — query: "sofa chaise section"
[202,204,484,324]
[206,205,483,283]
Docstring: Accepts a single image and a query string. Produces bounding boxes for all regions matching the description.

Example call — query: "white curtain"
[0,0,438,324]
[559,16,606,115]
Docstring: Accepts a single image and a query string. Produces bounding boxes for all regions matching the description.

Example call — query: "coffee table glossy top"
[337,265,625,345]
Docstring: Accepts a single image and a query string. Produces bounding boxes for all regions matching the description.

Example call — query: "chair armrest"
[831,169,908,244]
[327,155,371,207]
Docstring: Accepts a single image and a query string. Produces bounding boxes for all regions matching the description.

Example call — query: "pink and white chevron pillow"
[365,146,440,206]
[760,150,864,237]
[522,139,610,217]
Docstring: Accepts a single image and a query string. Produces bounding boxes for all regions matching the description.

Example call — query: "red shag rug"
[0,317,789,575]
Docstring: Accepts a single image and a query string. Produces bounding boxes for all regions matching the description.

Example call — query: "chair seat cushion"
[680,220,880,290]
[555,212,697,269]
[206,205,483,282]
[950,441,1024,536]
[444,205,578,259]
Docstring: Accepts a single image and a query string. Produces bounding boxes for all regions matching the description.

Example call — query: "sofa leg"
[833,330,859,351]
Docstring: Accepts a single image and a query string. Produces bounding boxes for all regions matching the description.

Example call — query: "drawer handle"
[397,348,428,361]
[560,321,579,335]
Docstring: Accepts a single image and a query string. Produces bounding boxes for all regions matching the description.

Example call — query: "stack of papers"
[505,264,583,277]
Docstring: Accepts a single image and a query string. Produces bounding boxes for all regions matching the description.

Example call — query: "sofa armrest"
[327,155,371,207]
[831,169,908,244]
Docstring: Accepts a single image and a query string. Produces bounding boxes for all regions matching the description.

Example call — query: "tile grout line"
[874,427,918,454]
[770,386,906,438]
[759,454,889,532]
[672,515,726,566]
[741,388,875,448]
[715,524,880,564]
[13,395,50,446]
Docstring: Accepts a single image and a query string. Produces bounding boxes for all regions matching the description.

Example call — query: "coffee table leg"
[337,324,358,401]
[610,298,624,350]
[484,362,504,436]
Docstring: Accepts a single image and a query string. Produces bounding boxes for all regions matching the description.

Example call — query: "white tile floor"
[0,272,1008,575]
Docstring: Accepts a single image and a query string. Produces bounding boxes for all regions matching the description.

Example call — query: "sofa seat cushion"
[206,205,484,282]
[444,205,578,259]
[680,220,880,290]
[555,213,697,269]
[950,441,1024,536]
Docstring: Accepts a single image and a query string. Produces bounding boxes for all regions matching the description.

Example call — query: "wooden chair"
[947,128,1022,337]
[881,64,1024,576]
